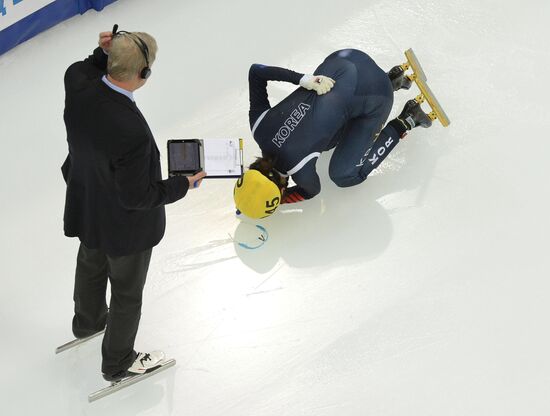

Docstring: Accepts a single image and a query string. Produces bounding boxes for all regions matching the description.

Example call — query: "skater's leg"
[324,124,348,151]
[387,65,413,91]
[351,121,405,181]
[328,115,388,187]
[316,49,392,98]
[101,248,152,378]
[329,97,432,186]
[72,243,109,338]
[328,93,394,187]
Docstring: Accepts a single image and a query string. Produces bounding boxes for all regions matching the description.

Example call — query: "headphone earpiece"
[140,67,152,80]
[133,35,151,80]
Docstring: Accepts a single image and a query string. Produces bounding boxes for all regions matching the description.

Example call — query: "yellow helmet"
[234,170,281,219]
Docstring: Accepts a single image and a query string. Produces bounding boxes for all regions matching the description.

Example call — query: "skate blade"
[55,330,105,354]
[414,76,451,127]
[401,48,427,82]
[88,359,176,402]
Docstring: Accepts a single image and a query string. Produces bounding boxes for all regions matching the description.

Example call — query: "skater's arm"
[282,185,315,203]
[248,64,304,128]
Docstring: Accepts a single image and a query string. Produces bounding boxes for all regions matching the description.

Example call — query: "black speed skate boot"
[388,65,412,91]
[397,99,433,130]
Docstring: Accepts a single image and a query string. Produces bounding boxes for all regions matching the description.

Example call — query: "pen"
[239,138,244,175]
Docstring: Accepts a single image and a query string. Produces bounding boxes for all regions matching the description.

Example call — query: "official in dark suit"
[61,29,206,381]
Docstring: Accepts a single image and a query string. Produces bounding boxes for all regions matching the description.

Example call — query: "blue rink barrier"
[0,0,118,55]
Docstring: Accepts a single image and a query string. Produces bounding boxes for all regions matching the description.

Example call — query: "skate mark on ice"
[161,238,236,273]
[246,287,284,296]
[246,263,284,296]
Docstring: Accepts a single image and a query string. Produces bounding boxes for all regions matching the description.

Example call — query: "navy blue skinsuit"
[248,49,406,203]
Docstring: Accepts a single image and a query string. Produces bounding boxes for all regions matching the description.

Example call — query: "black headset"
[112,24,152,79]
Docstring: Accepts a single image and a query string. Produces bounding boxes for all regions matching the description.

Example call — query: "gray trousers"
[72,243,152,376]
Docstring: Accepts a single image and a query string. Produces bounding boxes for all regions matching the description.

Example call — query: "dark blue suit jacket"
[62,47,189,256]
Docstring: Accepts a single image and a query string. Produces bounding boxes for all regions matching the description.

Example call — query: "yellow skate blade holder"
[401,48,427,82]
[414,76,451,127]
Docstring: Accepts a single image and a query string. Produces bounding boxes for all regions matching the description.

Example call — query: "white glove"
[299,74,335,95]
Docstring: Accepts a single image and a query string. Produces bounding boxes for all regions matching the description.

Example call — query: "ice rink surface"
[1,0,549,414]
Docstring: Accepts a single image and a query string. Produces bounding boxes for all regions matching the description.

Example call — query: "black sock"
[388,118,409,136]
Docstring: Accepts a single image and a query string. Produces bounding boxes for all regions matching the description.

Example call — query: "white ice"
[1,0,549,415]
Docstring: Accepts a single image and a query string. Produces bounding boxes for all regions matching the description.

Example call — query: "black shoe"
[388,65,412,91]
[102,369,129,382]
[397,99,432,130]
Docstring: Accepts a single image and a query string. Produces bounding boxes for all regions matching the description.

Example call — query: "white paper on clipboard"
[202,138,243,178]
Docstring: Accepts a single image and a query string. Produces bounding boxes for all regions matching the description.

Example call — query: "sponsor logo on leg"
[356,136,394,167]
[355,123,384,167]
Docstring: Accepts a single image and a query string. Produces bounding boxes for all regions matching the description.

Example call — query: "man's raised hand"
[98,31,114,53]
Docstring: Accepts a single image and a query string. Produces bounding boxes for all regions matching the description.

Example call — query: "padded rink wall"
[0,0,118,55]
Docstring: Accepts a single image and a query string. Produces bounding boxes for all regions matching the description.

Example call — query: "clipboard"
[167,138,243,178]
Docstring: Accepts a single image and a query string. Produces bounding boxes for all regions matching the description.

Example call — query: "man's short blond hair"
[107,32,158,82]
